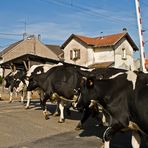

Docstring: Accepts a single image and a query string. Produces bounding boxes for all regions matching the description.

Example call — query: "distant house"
[61,32,139,70]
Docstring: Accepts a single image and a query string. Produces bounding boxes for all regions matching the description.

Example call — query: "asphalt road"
[0,100,102,148]
[0,99,147,148]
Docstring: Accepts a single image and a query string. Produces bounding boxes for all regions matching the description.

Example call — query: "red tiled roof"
[76,33,128,46]
[145,59,148,64]
[61,32,139,51]
[145,59,148,70]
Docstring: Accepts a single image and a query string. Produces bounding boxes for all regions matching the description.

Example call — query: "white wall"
[64,38,87,66]
[93,47,114,63]
[63,36,136,70]
[114,39,135,70]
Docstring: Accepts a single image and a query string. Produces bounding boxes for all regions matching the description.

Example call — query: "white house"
[61,32,139,70]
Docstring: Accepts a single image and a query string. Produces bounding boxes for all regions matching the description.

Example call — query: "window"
[70,49,80,60]
[122,48,127,60]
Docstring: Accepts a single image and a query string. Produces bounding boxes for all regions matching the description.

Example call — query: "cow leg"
[20,95,24,104]
[58,100,65,123]
[9,91,13,103]
[40,94,49,120]
[75,107,91,130]
[20,90,26,104]
[103,123,124,142]
[53,101,60,116]
[103,141,110,148]
[131,131,141,148]
[142,134,148,147]
[25,91,32,109]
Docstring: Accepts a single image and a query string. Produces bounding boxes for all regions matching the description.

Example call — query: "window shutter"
[77,49,80,59]
[70,50,73,60]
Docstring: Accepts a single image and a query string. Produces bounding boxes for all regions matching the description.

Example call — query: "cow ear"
[87,77,94,88]
[80,77,87,87]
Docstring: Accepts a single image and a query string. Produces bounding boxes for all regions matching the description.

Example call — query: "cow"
[27,64,91,123]
[4,70,26,103]
[75,70,148,148]
[14,64,58,110]
[75,67,127,130]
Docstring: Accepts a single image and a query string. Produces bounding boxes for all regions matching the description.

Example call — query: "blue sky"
[0,0,148,59]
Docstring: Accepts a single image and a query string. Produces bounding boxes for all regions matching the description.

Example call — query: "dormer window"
[122,48,127,60]
[70,49,80,60]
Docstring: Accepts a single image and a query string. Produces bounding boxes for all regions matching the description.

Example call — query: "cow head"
[4,72,14,88]
[10,71,26,92]
[27,76,39,91]
[13,75,28,92]
[75,77,95,110]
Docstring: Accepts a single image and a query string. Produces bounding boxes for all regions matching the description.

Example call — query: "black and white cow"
[14,64,57,109]
[76,70,148,148]
[27,64,91,123]
[75,67,127,130]
[4,70,26,103]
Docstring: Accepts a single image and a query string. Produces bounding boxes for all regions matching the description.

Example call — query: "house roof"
[0,53,88,70]
[88,61,114,68]
[45,44,63,56]
[0,37,62,57]
[0,54,60,70]
[61,32,139,51]
[0,40,23,56]
[145,59,148,70]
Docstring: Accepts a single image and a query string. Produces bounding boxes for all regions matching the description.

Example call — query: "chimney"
[123,28,128,32]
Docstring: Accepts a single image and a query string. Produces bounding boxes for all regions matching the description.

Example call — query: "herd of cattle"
[2,62,148,148]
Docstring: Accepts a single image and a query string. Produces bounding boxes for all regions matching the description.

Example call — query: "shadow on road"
[22,100,148,148]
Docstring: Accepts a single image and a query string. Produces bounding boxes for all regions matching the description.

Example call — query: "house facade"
[61,32,139,70]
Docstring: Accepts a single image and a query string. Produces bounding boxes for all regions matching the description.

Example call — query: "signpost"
[135,0,146,72]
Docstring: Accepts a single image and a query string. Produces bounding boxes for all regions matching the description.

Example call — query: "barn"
[0,35,63,76]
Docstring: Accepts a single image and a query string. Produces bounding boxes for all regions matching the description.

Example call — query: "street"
[0,100,101,148]
[0,99,147,148]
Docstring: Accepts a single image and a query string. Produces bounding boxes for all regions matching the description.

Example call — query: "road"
[0,99,147,148]
[0,100,102,148]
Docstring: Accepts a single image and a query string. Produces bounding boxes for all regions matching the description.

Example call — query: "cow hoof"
[53,112,60,117]
[75,123,83,130]
[25,106,30,109]
[100,144,104,148]
[75,125,83,130]
[58,119,65,123]
[9,100,12,103]
[45,115,49,120]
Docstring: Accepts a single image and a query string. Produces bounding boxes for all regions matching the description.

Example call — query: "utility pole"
[135,0,146,72]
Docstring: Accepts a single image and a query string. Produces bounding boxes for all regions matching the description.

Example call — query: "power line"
[0,33,23,36]
[141,1,148,7]
[39,0,135,24]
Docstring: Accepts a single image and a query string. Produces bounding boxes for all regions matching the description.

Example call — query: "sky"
[0,0,148,60]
